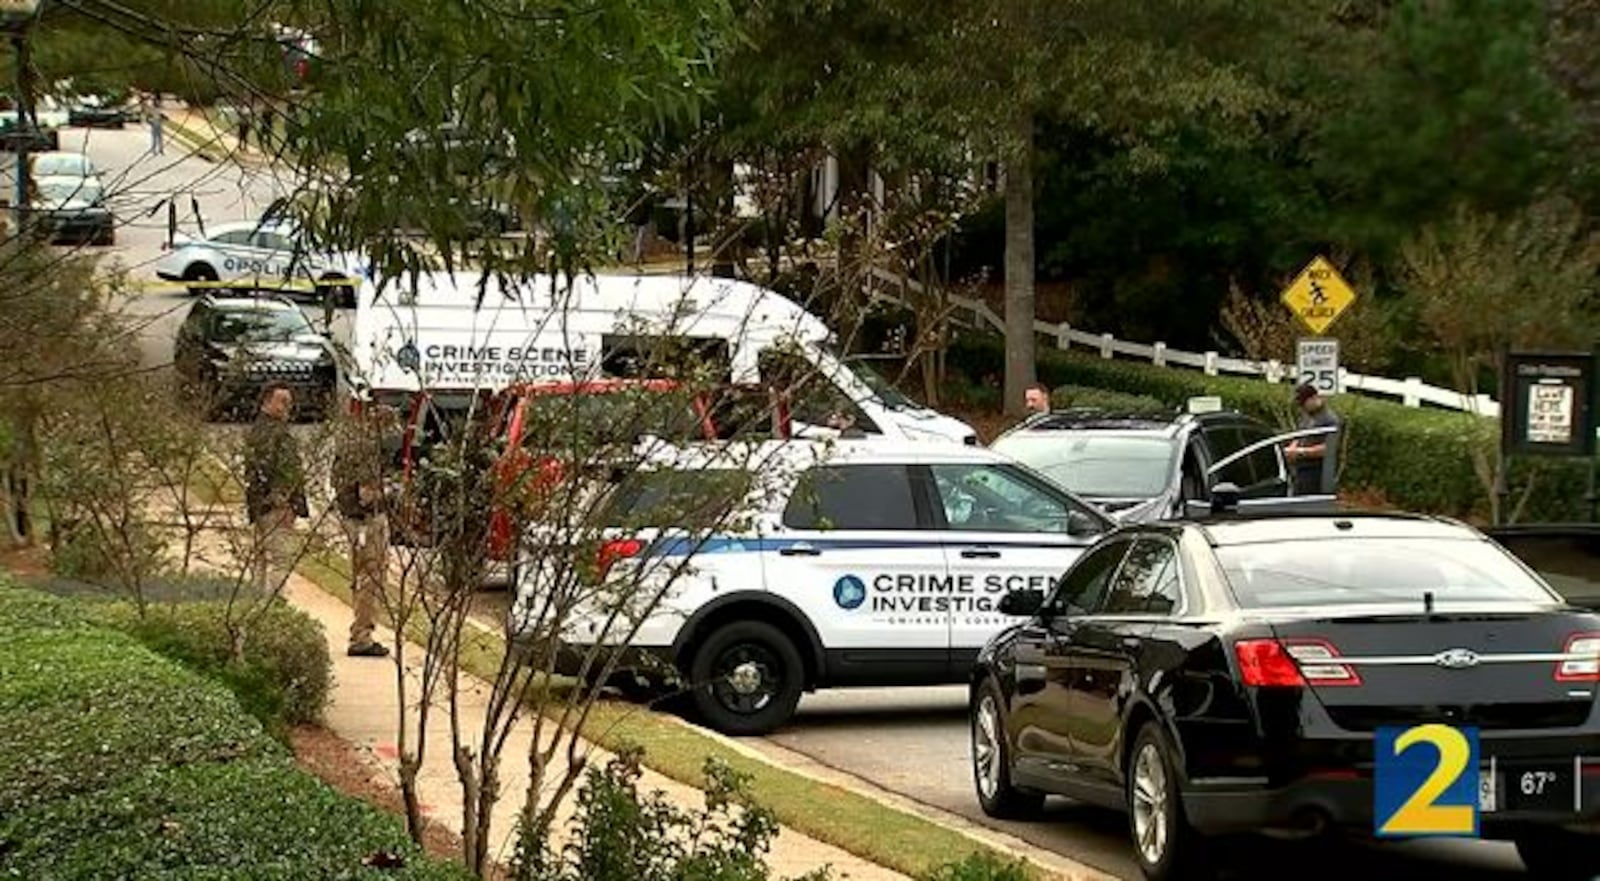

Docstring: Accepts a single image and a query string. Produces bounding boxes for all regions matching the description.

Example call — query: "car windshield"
[992,434,1177,498]
[33,154,90,177]
[843,358,915,410]
[1216,538,1557,609]
[210,308,312,343]
[518,387,704,449]
[36,178,101,204]
[593,468,753,529]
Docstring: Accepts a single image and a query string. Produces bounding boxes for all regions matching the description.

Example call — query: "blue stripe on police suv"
[833,575,867,610]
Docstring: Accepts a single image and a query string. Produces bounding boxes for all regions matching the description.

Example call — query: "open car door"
[1183,424,1342,518]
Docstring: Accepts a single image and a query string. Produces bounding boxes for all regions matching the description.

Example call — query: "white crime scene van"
[348,270,978,444]
[509,439,1115,735]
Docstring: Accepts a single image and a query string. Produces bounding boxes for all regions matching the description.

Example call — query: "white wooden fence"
[865,267,1501,419]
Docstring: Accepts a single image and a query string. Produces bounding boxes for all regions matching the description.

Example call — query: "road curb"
[661,713,1122,881]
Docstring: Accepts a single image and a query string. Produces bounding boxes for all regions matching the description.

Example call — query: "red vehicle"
[485,379,792,561]
[378,380,792,569]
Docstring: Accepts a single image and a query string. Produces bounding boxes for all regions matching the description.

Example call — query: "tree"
[280,0,736,282]
[1313,0,1577,259]
[877,0,1288,415]
[1395,198,1600,523]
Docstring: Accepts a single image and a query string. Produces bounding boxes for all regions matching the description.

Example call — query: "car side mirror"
[1067,510,1102,536]
[1210,482,1242,514]
[998,588,1046,618]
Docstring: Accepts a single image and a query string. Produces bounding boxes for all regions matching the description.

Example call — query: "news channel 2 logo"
[1375,724,1487,837]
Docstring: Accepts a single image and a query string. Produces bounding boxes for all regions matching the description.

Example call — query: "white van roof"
[351,271,831,394]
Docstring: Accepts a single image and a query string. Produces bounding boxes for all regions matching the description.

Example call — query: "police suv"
[510,439,1115,735]
[154,218,366,303]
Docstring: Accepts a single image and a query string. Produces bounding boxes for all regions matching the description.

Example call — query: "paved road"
[757,687,1531,880]
[64,124,306,369]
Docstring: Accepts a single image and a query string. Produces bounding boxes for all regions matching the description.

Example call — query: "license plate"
[1479,770,1497,812]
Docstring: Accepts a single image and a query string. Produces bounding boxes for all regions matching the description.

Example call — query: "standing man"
[145,94,164,155]
[236,100,253,154]
[244,383,309,596]
[334,406,395,658]
[1286,383,1342,496]
[1023,382,1051,415]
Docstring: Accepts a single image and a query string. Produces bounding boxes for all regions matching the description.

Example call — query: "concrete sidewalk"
[281,573,908,880]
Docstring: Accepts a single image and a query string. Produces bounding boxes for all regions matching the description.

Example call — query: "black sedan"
[67,102,131,128]
[970,512,1600,881]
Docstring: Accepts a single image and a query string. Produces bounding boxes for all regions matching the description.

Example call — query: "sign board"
[1297,338,1340,395]
[1502,352,1596,458]
[1281,256,1357,335]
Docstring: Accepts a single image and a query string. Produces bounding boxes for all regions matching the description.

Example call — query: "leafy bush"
[521,745,822,881]
[1048,385,1168,414]
[923,852,1033,881]
[0,585,470,881]
[92,599,333,730]
[0,601,281,816]
[0,759,472,880]
[0,583,91,637]
[948,333,1589,522]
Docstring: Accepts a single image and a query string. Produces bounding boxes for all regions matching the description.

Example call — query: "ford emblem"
[1434,648,1480,670]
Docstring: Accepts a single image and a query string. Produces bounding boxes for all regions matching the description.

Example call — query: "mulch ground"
[288,726,512,881]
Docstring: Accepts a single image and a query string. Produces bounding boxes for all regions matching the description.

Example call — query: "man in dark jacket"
[244,383,309,596]
[334,405,398,657]
[1286,383,1343,496]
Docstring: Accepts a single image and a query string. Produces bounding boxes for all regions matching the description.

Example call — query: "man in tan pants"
[334,405,395,657]
[244,384,309,597]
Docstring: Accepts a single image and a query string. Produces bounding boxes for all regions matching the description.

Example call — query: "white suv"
[511,439,1114,734]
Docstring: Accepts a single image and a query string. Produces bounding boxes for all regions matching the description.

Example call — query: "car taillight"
[1556,633,1600,682]
[1234,638,1361,687]
[595,538,644,580]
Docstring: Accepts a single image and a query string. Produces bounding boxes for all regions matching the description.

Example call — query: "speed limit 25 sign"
[1297,338,1340,394]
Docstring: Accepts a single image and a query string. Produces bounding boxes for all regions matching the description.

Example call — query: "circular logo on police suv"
[833,575,867,610]
[396,341,420,372]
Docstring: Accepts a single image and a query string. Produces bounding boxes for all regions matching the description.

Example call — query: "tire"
[1515,829,1600,880]
[971,677,1045,819]
[317,275,356,309]
[687,620,804,736]
[183,263,219,289]
[1126,722,1212,881]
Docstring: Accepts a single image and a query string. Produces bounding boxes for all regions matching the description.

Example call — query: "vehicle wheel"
[183,263,219,287]
[1127,722,1212,881]
[1514,829,1600,880]
[317,275,356,309]
[95,227,114,247]
[687,620,803,736]
[972,677,1045,818]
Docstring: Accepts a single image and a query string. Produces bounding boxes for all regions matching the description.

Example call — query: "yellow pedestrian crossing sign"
[1281,256,1357,335]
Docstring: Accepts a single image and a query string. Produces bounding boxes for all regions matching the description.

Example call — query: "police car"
[154,219,366,304]
[510,439,1116,735]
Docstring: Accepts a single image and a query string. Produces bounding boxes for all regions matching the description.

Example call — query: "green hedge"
[92,599,332,730]
[0,616,281,816]
[0,584,471,881]
[2,760,469,880]
[16,575,334,733]
[948,333,1589,522]
[1049,385,1168,415]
